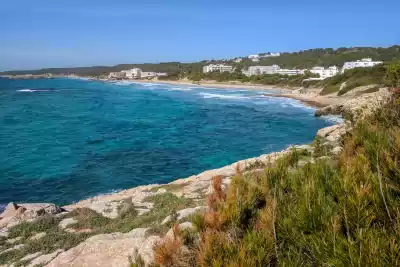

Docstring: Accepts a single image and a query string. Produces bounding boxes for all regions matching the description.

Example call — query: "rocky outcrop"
[46,228,160,267]
[0,202,64,230]
[316,123,347,143]
[315,88,391,119]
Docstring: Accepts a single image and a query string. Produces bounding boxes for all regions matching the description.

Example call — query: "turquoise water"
[0,78,337,207]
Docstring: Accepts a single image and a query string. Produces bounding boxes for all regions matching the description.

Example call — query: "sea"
[0,77,340,210]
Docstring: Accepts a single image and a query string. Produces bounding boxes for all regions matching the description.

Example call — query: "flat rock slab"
[46,228,160,267]
[59,217,77,229]
[28,249,64,267]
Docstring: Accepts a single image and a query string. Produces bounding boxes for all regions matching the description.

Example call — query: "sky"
[0,0,399,71]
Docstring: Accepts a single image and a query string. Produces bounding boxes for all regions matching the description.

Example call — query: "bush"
[157,93,400,266]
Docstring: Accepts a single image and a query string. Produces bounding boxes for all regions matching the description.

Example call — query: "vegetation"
[152,92,400,266]
[0,215,91,266]
[318,64,387,95]
[1,46,399,77]
[385,61,400,88]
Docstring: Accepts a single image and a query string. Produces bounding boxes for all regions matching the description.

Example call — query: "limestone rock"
[59,217,77,229]
[28,249,64,267]
[0,202,18,219]
[45,228,160,267]
[21,251,43,262]
[161,206,207,225]
[0,244,24,256]
[0,203,64,230]
[6,236,21,244]
[165,222,194,241]
[30,232,46,241]
[317,123,346,143]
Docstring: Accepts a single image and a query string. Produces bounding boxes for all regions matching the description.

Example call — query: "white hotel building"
[310,66,339,79]
[341,58,383,73]
[203,64,234,73]
[246,65,280,76]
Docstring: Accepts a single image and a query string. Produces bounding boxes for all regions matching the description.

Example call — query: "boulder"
[161,206,207,225]
[27,249,64,267]
[30,232,46,241]
[0,203,64,230]
[165,222,195,241]
[59,218,78,229]
[0,202,18,219]
[46,228,160,267]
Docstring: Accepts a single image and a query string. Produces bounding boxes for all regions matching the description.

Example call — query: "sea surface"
[0,78,339,209]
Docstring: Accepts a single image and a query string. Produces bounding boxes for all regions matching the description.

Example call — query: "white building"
[342,58,383,73]
[248,54,260,62]
[233,58,243,63]
[202,64,233,73]
[246,65,280,76]
[122,68,142,79]
[260,52,281,58]
[140,72,158,78]
[276,69,305,76]
[108,72,126,79]
[310,66,339,79]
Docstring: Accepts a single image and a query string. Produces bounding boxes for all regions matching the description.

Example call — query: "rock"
[46,228,160,267]
[6,236,21,244]
[30,232,46,241]
[317,123,346,143]
[0,244,25,256]
[331,146,342,155]
[1,203,64,230]
[0,202,18,219]
[20,251,43,262]
[65,228,93,234]
[27,249,64,267]
[161,206,207,225]
[165,222,194,241]
[136,208,151,216]
[59,218,77,229]
[315,105,344,117]
[0,231,9,238]
[157,188,167,194]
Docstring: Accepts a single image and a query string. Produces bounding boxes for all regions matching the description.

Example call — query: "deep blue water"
[0,78,337,207]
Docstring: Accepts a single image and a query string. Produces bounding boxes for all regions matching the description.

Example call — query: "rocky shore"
[0,85,392,267]
[0,125,347,267]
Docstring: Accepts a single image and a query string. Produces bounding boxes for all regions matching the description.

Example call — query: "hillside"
[1,46,399,77]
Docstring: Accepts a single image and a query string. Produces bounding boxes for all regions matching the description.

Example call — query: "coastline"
[108,78,337,108]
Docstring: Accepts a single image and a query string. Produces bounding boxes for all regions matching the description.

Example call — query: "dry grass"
[153,92,400,266]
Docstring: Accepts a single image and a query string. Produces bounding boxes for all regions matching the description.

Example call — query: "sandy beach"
[133,79,292,91]
[131,79,339,107]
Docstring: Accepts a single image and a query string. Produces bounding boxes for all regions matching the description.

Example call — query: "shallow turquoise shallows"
[0,78,337,207]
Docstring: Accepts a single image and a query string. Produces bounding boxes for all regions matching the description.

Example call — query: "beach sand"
[132,79,339,108]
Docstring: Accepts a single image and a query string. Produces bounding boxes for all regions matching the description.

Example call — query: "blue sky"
[0,0,399,71]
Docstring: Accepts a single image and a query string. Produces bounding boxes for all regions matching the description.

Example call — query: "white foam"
[17,89,35,92]
[168,87,192,91]
[198,92,249,100]
[17,89,54,92]
[321,115,344,123]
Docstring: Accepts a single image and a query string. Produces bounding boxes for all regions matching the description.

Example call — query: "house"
[202,64,233,73]
[276,69,305,76]
[121,68,142,79]
[342,58,383,73]
[108,72,126,79]
[246,65,280,76]
[310,66,339,79]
